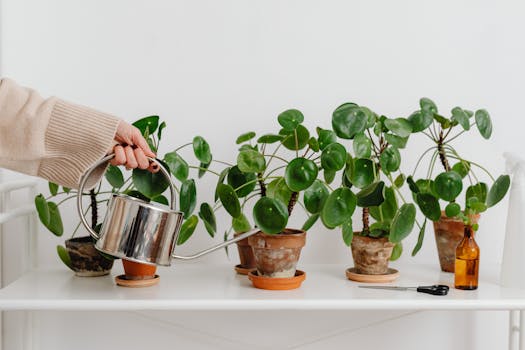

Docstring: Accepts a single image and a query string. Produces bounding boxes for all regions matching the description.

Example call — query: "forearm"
[0,78,120,189]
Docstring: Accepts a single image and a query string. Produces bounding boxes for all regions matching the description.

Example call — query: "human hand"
[109,120,159,173]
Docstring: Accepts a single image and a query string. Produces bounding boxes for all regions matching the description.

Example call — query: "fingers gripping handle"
[77,154,176,241]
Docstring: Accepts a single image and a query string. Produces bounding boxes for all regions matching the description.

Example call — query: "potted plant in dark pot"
[330,102,420,282]
[407,98,510,276]
[214,109,355,289]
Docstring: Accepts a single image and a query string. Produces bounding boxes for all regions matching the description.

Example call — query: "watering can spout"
[171,228,260,260]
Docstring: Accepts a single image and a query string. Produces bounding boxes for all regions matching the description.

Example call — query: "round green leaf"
[236,131,256,144]
[317,127,337,150]
[356,181,385,207]
[198,159,211,179]
[308,137,320,152]
[302,214,320,231]
[253,197,289,234]
[177,215,199,245]
[237,150,266,173]
[157,121,166,140]
[384,118,412,138]
[394,174,405,188]
[379,146,401,173]
[152,195,169,205]
[321,143,347,171]
[445,202,461,217]
[217,184,241,218]
[35,194,50,226]
[350,158,375,189]
[466,182,488,204]
[46,202,63,237]
[452,161,470,179]
[56,245,73,270]
[214,167,230,201]
[193,136,212,164]
[133,115,159,136]
[164,152,189,181]
[49,182,59,196]
[389,203,416,243]
[267,177,293,206]
[278,109,304,131]
[180,179,197,219]
[227,166,257,198]
[416,193,441,221]
[105,165,124,188]
[321,188,357,228]
[451,107,470,131]
[281,124,310,150]
[353,133,372,158]
[385,133,409,149]
[434,171,463,201]
[487,175,510,207]
[475,109,492,139]
[411,219,427,256]
[285,158,319,192]
[342,219,354,246]
[332,103,367,139]
[232,213,251,233]
[434,114,451,129]
[132,160,171,198]
[324,169,336,184]
[304,180,329,214]
[198,203,216,237]
[420,98,438,115]
[390,243,403,261]
[408,110,433,133]
[257,134,284,144]
[369,186,398,222]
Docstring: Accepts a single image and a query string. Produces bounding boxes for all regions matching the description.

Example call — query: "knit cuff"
[38,99,120,189]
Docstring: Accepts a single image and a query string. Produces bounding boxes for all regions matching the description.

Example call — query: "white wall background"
[1,0,523,349]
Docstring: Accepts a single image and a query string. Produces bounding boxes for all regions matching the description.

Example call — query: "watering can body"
[77,155,258,266]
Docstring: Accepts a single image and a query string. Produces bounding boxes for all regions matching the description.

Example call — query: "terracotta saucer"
[234,264,255,275]
[345,268,399,283]
[248,270,305,290]
[115,274,160,288]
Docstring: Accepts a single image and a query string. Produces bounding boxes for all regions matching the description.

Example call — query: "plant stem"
[189,165,221,177]
[287,192,298,215]
[263,154,289,164]
[257,173,267,197]
[71,204,91,238]
[362,207,370,234]
[294,129,299,158]
[174,142,193,153]
[263,165,287,179]
[265,142,284,171]
[437,130,451,172]
[412,146,438,177]
[212,160,234,167]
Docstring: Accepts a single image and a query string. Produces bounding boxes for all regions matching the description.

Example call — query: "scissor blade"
[358,286,409,291]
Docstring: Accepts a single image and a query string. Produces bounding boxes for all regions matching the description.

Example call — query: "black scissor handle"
[417,285,449,296]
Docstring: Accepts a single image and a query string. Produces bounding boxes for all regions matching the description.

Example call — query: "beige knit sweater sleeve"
[0,78,120,189]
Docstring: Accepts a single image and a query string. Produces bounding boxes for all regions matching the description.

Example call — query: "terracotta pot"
[248,228,306,278]
[65,236,114,277]
[351,235,394,275]
[122,259,157,280]
[433,212,480,272]
[234,232,256,269]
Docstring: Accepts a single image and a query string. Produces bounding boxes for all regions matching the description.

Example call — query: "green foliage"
[253,197,289,234]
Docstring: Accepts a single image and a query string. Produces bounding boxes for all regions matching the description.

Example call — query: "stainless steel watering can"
[77,155,258,266]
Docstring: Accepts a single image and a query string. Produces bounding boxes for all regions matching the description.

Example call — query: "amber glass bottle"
[454,225,480,290]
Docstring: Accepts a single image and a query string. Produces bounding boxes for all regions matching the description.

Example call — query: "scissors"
[358,284,450,296]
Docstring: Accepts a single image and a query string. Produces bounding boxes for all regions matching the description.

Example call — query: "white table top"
[0,263,524,311]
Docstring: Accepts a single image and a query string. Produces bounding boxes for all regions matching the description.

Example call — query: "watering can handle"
[77,154,176,240]
[171,228,260,260]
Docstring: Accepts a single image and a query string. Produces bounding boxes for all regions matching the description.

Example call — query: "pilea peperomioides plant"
[212,109,356,283]
[407,97,510,272]
[330,102,420,275]
[34,116,215,275]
